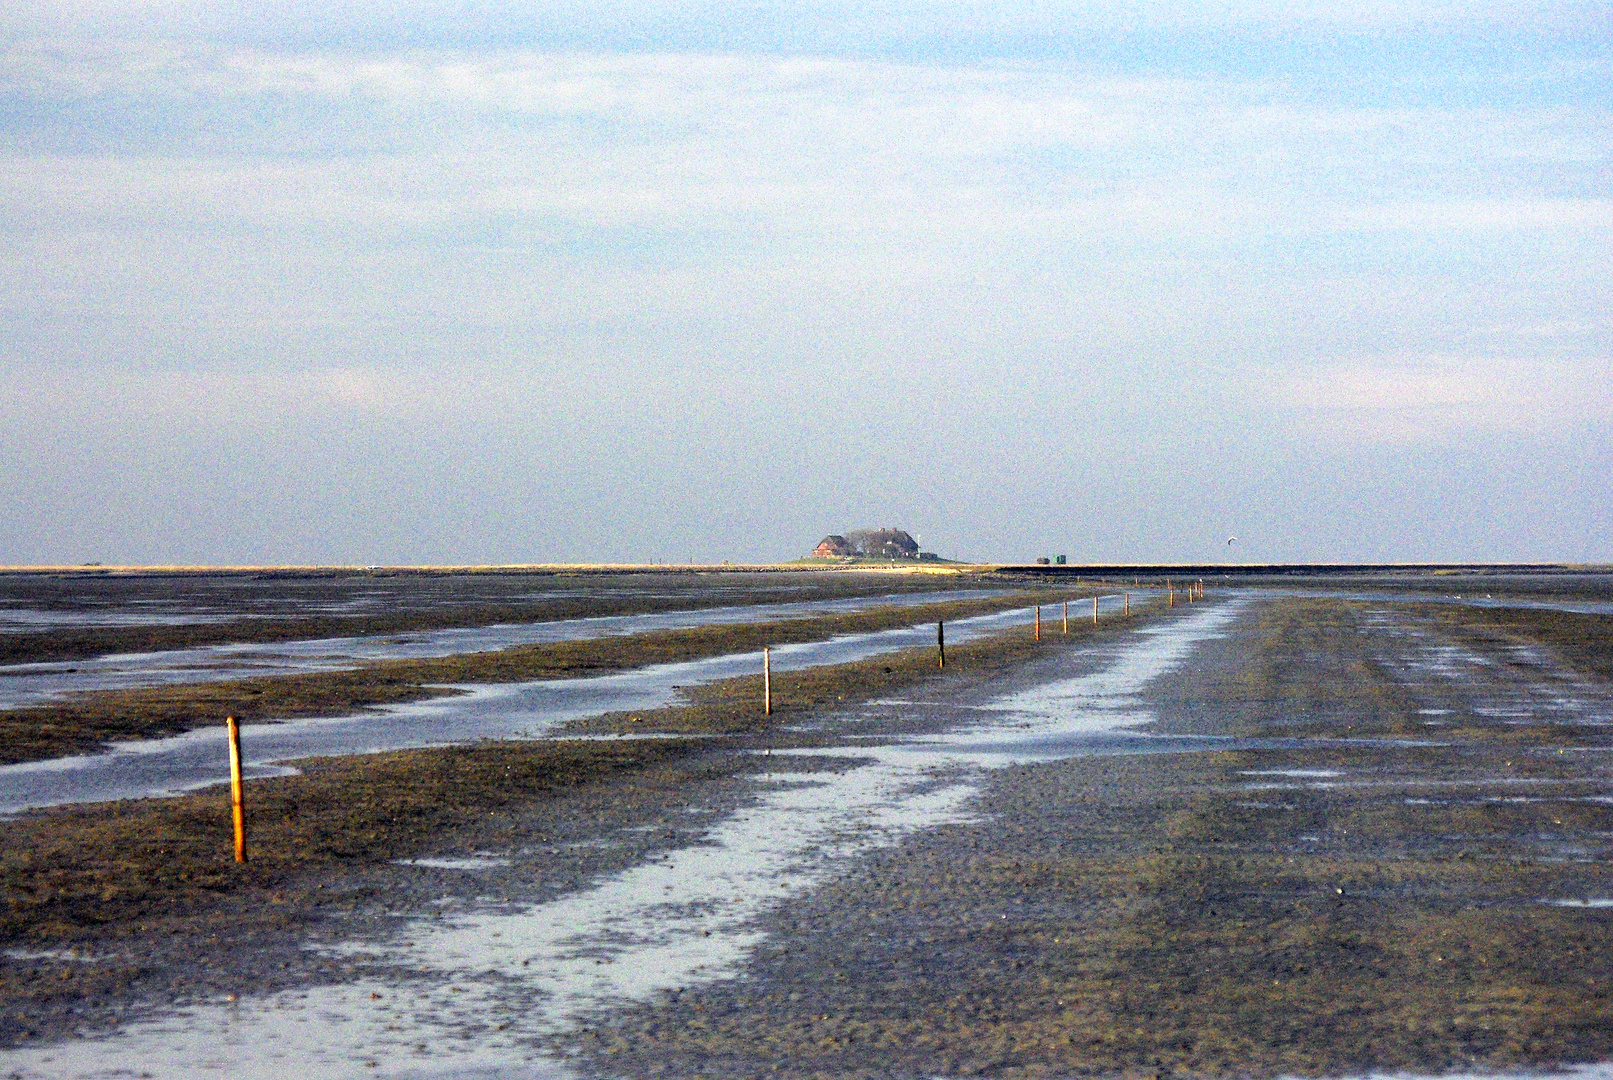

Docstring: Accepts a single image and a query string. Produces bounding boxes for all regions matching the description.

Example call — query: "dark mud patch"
[1413,603,1613,684]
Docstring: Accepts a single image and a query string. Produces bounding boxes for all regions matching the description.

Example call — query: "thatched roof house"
[810,528,920,559]
[813,535,854,558]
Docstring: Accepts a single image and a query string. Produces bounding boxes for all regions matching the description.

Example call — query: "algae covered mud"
[1,567,1612,1079]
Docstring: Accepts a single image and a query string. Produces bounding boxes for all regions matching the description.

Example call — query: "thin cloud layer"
[0,5,1608,564]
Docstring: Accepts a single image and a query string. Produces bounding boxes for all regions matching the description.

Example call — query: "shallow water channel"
[0,596,1135,814]
[0,590,1006,710]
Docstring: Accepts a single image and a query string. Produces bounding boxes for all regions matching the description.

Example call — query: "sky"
[1,2,1609,566]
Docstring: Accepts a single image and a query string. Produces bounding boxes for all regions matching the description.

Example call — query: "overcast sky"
[2,2,1608,565]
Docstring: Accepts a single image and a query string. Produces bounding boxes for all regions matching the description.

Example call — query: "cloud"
[1345,198,1613,232]
[4,1,1605,47]
[1251,355,1613,441]
[4,364,402,421]
[0,49,1495,246]
[1,9,1609,563]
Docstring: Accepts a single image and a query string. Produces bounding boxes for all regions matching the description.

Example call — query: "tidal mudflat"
[0,567,1012,666]
[0,584,1075,766]
[0,586,1011,711]
[1,572,1611,1079]
[0,596,1141,813]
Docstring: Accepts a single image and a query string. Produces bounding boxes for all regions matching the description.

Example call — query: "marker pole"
[227,716,246,864]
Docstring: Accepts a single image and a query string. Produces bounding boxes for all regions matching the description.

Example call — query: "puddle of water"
[1241,769,1343,779]
[892,605,1243,766]
[1540,898,1613,909]
[1279,1065,1613,1080]
[0,603,1239,1079]
[1245,781,1340,791]
[2,949,105,963]
[394,856,512,871]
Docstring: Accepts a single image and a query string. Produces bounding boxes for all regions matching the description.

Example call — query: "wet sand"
[2,584,1612,1079]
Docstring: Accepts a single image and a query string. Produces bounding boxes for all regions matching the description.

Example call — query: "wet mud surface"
[0,609,1145,1057]
[0,589,1068,767]
[2,581,1612,1079]
[0,569,997,666]
[0,587,1015,713]
[589,598,1613,1078]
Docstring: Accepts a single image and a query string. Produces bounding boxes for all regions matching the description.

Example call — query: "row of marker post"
[225,580,1201,864]
[1034,589,1139,641]
[1164,578,1206,607]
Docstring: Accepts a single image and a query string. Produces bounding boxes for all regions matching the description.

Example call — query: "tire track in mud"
[567,597,1613,1080]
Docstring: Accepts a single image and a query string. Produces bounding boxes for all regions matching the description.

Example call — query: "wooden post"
[226,715,246,864]
[1124,592,1130,615]
[1093,595,1099,624]
[1167,580,1174,607]
[937,621,945,668]
[1062,601,1069,634]
[763,647,772,716]
[1035,606,1042,641]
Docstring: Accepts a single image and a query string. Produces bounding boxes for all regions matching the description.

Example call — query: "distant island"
[810,528,939,561]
